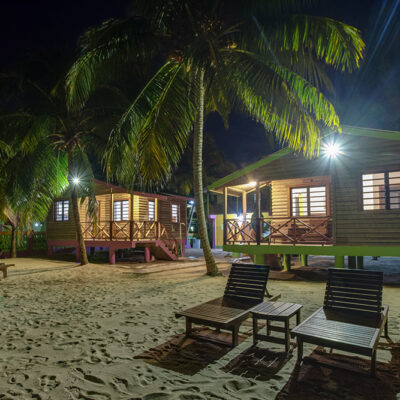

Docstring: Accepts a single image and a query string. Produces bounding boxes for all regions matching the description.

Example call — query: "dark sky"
[2,0,399,169]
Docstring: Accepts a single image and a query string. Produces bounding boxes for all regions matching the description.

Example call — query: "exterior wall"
[46,198,76,240]
[333,136,400,246]
[158,198,187,240]
[271,176,331,217]
[47,189,187,242]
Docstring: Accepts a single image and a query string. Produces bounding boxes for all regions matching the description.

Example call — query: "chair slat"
[324,269,383,315]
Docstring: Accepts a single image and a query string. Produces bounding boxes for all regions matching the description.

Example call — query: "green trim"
[208,125,400,192]
[208,148,291,191]
[223,244,400,257]
[342,125,400,141]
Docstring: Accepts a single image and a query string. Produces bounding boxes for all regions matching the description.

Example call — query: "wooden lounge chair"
[175,263,279,347]
[291,268,389,376]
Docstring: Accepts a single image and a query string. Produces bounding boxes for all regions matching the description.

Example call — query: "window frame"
[148,200,155,221]
[361,170,400,211]
[113,200,129,221]
[171,203,179,223]
[290,185,328,217]
[54,200,69,222]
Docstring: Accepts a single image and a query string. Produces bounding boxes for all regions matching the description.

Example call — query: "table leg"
[285,319,290,352]
[185,318,192,336]
[266,319,271,336]
[297,338,303,364]
[253,317,258,345]
[296,309,301,325]
[384,319,389,338]
[232,326,239,347]
[371,350,376,377]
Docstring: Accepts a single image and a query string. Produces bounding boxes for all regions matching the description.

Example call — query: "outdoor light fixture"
[237,214,244,223]
[323,141,342,159]
[72,177,80,185]
[189,200,195,205]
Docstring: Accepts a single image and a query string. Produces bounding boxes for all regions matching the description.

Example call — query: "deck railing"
[224,216,333,246]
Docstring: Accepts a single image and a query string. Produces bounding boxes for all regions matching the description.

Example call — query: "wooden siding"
[271,176,331,218]
[47,189,187,241]
[333,136,400,245]
[222,134,400,247]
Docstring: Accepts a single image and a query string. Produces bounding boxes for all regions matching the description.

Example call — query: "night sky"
[2,0,399,170]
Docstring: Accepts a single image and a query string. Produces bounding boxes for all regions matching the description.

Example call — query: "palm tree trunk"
[10,223,17,258]
[68,151,89,265]
[193,69,219,276]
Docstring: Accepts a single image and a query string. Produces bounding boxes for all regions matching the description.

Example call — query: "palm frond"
[104,61,195,189]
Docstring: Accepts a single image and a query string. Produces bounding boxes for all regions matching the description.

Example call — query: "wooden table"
[251,301,303,352]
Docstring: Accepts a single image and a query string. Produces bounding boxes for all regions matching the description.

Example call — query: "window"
[362,171,400,210]
[55,200,69,221]
[148,200,155,221]
[113,200,129,221]
[291,186,327,216]
[171,204,179,223]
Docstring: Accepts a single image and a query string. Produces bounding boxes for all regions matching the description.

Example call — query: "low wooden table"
[252,302,303,352]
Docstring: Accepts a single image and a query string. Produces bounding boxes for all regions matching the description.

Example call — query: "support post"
[75,246,81,262]
[334,255,345,268]
[254,254,264,265]
[47,244,53,257]
[283,254,291,271]
[144,247,151,263]
[242,191,247,219]
[357,256,364,269]
[300,254,308,267]
[223,187,228,245]
[109,247,116,264]
[348,256,357,269]
[255,182,261,245]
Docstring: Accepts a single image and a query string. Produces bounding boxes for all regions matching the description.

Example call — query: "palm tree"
[66,0,364,275]
[0,72,98,264]
[0,129,68,257]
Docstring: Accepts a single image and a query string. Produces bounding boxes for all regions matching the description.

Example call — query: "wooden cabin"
[208,126,400,269]
[46,180,189,263]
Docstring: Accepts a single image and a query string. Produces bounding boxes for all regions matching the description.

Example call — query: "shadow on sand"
[134,328,251,375]
[276,343,400,400]
[222,345,293,379]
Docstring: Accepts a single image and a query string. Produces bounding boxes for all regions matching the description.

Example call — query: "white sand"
[0,258,399,399]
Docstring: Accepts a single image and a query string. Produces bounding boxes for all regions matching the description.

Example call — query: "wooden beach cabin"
[46,180,188,263]
[208,126,400,268]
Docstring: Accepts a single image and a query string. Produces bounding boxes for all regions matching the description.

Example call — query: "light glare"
[323,142,341,158]
[72,177,80,185]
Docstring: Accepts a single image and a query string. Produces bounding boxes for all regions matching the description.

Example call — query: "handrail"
[225,216,333,246]
[81,220,186,246]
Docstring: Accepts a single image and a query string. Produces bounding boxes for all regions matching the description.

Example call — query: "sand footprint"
[8,371,29,385]
[223,379,255,392]
[39,375,60,391]
[66,387,110,400]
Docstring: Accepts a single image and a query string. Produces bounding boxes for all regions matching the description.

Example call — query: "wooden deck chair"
[291,268,389,376]
[175,263,280,347]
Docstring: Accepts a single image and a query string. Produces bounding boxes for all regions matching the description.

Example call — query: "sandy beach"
[0,257,399,399]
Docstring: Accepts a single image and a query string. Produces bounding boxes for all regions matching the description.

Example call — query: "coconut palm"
[0,72,99,264]
[66,0,364,275]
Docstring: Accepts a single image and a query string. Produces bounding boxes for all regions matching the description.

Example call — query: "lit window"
[114,200,129,221]
[362,171,400,210]
[55,200,69,221]
[148,201,155,221]
[291,186,327,216]
[171,204,179,223]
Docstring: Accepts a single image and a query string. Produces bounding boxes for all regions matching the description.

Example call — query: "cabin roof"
[208,125,400,192]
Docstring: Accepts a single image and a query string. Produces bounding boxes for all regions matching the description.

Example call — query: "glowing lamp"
[323,141,341,158]
[72,177,80,185]
[237,214,244,223]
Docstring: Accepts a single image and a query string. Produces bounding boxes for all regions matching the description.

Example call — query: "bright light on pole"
[323,141,341,159]
[72,177,80,185]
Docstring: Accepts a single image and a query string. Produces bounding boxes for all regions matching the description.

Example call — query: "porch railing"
[224,216,333,246]
[81,220,186,256]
